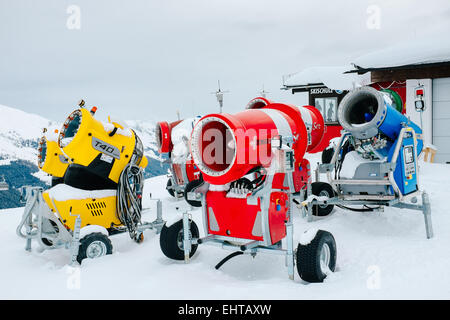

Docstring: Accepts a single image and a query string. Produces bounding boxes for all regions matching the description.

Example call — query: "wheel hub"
[318,190,330,209]
[176,229,192,250]
[86,240,107,259]
[319,243,331,273]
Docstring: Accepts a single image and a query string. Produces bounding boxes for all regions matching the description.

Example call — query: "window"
[315,97,338,123]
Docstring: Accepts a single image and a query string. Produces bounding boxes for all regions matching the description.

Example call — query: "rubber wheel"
[166,179,175,197]
[321,147,334,164]
[159,219,199,260]
[41,220,60,247]
[296,230,337,283]
[184,179,203,207]
[311,182,335,216]
[76,232,113,264]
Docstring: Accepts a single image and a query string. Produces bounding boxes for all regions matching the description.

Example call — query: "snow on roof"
[353,35,450,70]
[283,65,370,91]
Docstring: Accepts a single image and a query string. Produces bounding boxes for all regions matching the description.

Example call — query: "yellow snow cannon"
[58,104,147,190]
[16,101,164,265]
[37,128,69,186]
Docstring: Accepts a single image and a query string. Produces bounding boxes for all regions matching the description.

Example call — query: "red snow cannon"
[159,97,337,283]
[156,118,202,206]
[156,120,182,154]
[190,98,325,186]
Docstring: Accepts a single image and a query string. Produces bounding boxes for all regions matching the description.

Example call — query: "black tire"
[41,220,59,247]
[76,232,113,264]
[296,230,337,283]
[166,179,175,197]
[311,182,335,216]
[41,238,53,246]
[184,179,203,207]
[159,219,199,260]
[321,147,335,164]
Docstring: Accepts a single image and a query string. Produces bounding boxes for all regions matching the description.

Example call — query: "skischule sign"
[310,87,335,94]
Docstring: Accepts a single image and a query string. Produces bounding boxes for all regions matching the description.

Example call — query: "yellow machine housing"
[58,108,148,188]
[42,187,122,231]
[38,135,69,178]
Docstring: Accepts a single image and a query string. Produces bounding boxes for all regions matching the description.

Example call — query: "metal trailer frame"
[305,126,434,239]
[16,186,166,265]
[182,144,309,281]
[165,158,190,197]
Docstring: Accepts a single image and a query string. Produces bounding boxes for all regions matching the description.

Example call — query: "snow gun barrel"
[57,107,147,187]
[156,120,183,153]
[190,97,325,185]
[37,134,69,178]
[338,87,423,155]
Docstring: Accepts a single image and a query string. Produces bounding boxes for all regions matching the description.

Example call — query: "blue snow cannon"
[310,86,433,239]
[337,86,423,196]
[338,86,423,157]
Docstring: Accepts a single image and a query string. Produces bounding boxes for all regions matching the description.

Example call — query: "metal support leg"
[154,199,164,234]
[182,211,192,263]
[25,211,33,252]
[286,221,294,280]
[307,181,313,222]
[315,162,320,183]
[422,192,434,239]
[17,187,40,251]
[70,216,82,266]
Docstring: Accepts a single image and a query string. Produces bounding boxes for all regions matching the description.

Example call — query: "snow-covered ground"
[1,153,449,299]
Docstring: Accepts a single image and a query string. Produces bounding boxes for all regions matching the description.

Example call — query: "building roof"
[283,65,370,91]
[350,35,450,72]
[283,35,450,89]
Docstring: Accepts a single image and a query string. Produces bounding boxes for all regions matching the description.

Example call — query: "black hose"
[215,252,244,270]
[116,163,144,240]
[336,204,381,212]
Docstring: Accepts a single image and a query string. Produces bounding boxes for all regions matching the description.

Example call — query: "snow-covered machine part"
[160,98,337,283]
[309,87,433,239]
[171,118,201,164]
[156,117,202,206]
[17,101,165,264]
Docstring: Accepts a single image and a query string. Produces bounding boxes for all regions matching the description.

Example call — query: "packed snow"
[0,153,449,299]
[46,184,117,202]
[299,227,319,246]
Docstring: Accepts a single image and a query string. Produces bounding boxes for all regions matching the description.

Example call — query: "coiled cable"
[116,163,144,240]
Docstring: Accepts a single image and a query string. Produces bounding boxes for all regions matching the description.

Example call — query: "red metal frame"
[205,159,311,244]
[191,98,318,245]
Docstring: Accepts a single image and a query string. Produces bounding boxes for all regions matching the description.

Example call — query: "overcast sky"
[1,0,449,123]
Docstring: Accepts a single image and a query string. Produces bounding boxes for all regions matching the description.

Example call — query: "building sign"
[310,88,335,94]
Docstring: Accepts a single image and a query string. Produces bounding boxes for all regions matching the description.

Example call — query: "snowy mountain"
[0,104,56,164]
[0,104,168,209]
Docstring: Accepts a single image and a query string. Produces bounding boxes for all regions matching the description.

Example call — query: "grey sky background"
[1,0,450,123]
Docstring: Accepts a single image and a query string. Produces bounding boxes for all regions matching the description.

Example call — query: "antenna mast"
[260,84,269,98]
[211,80,229,113]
